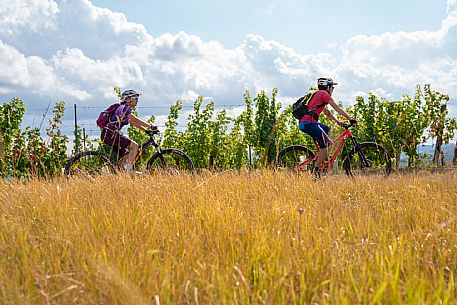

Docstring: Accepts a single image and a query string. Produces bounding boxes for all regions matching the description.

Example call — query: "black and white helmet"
[317,77,338,88]
[121,89,141,100]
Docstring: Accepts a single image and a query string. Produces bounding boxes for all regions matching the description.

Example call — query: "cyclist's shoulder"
[312,90,332,102]
[314,89,330,97]
[114,103,132,114]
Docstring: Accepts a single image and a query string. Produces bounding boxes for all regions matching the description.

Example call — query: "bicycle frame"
[133,134,162,165]
[66,129,193,176]
[296,126,356,172]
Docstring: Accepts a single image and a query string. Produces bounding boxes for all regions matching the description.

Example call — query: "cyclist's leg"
[317,123,332,164]
[320,123,331,138]
[303,123,332,170]
[120,141,139,170]
[116,136,136,170]
[102,128,131,168]
[101,128,126,159]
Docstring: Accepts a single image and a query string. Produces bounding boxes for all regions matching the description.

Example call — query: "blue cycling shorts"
[299,121,332,148]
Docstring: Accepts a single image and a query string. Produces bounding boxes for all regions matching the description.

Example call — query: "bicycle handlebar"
[342,120,358,129]
[145,129,160,137]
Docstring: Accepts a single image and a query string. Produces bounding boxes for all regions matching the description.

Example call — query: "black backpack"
[291,91,327,121]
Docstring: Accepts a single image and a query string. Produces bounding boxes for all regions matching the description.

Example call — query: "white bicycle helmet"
[317,77,338,87]
[121,89,142,100]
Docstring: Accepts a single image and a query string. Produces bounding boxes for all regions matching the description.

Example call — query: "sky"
[0,0,456,138]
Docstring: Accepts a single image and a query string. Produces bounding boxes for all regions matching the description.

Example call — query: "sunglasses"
[131,96,139,100]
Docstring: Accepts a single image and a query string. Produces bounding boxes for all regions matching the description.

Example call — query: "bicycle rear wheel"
[275,145,315,172]
[343,142,391,177]
[147,149,195,174]
[64,151,116,177]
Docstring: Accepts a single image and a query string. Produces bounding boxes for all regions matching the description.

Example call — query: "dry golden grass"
[0,171,456,305]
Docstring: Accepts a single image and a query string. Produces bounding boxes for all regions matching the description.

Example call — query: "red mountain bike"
[275,122,391,177]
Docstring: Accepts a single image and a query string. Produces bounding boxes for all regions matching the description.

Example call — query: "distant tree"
[0,98,68,177]
[163,100,184,149]
[44,101,69,175]
[181,96,213,168]
[0,97,26,176]
[208,109,232,169]
[348,84,456,168]
[250,89,281,166]
[421,85,457,165]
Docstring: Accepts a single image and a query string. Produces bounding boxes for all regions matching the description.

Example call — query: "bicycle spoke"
[147,149,194,174]
[346,142,391,177]
[276,146,315,173]
[65,151,115,177]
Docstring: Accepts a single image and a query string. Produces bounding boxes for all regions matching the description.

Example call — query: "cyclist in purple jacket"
[101,89,158,173]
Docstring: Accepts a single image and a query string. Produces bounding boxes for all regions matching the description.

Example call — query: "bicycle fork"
[350,137,371,168]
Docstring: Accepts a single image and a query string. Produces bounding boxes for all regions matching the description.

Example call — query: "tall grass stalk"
[0,171,455,304]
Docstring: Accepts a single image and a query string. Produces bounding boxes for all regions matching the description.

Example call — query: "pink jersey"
[299,90,332,122]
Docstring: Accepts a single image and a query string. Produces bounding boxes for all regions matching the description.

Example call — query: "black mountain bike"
[64,129,194,176]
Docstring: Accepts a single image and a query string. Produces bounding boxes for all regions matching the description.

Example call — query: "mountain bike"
[64,129,194,176]
[275,122,391,177]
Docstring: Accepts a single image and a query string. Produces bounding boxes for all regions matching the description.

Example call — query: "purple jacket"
[107,104,132,130]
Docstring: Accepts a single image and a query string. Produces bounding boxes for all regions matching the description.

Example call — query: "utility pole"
[452,141,457,165]
[74,104,79,154]
[0,132,4,160]
[82,127,86,151]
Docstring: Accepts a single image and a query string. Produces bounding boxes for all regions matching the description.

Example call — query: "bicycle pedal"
[126,169,143,176]
[295,164,307,171]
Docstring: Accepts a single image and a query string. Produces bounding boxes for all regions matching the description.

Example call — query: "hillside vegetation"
[0,171,456,304]
[2,84,456,177]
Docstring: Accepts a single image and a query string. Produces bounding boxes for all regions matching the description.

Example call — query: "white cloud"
[448,0,457,14]
[0,40,89,100]
[335,5,457,104]
[0,0,456,126]
[0,0,150,59]
[0,0,59,33]
[51,47,144,98]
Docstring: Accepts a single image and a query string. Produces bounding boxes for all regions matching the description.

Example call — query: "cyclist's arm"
[127,113,150,131]
[327,99,353,121]
[323,108,341,124]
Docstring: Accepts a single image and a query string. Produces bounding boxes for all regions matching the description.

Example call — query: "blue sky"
[1,0,456,139]
[90,0,447,52]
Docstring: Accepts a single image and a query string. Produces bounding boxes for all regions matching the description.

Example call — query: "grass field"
[0,171,456,305]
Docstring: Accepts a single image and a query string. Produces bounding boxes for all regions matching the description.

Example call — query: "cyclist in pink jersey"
[299,78,357,177]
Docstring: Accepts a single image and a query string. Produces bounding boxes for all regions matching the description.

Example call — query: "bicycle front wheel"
[343,142,391,177]
[275,145,315,172]
[64,151,116,177]
[147,149,195,174]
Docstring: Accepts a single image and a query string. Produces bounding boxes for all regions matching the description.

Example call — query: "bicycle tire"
[146,148,195,174]
[275,145,316,172]
[64,150,116,177]
[343,142,391,177]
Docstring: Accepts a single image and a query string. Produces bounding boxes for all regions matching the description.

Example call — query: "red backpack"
[96,103,120,129]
